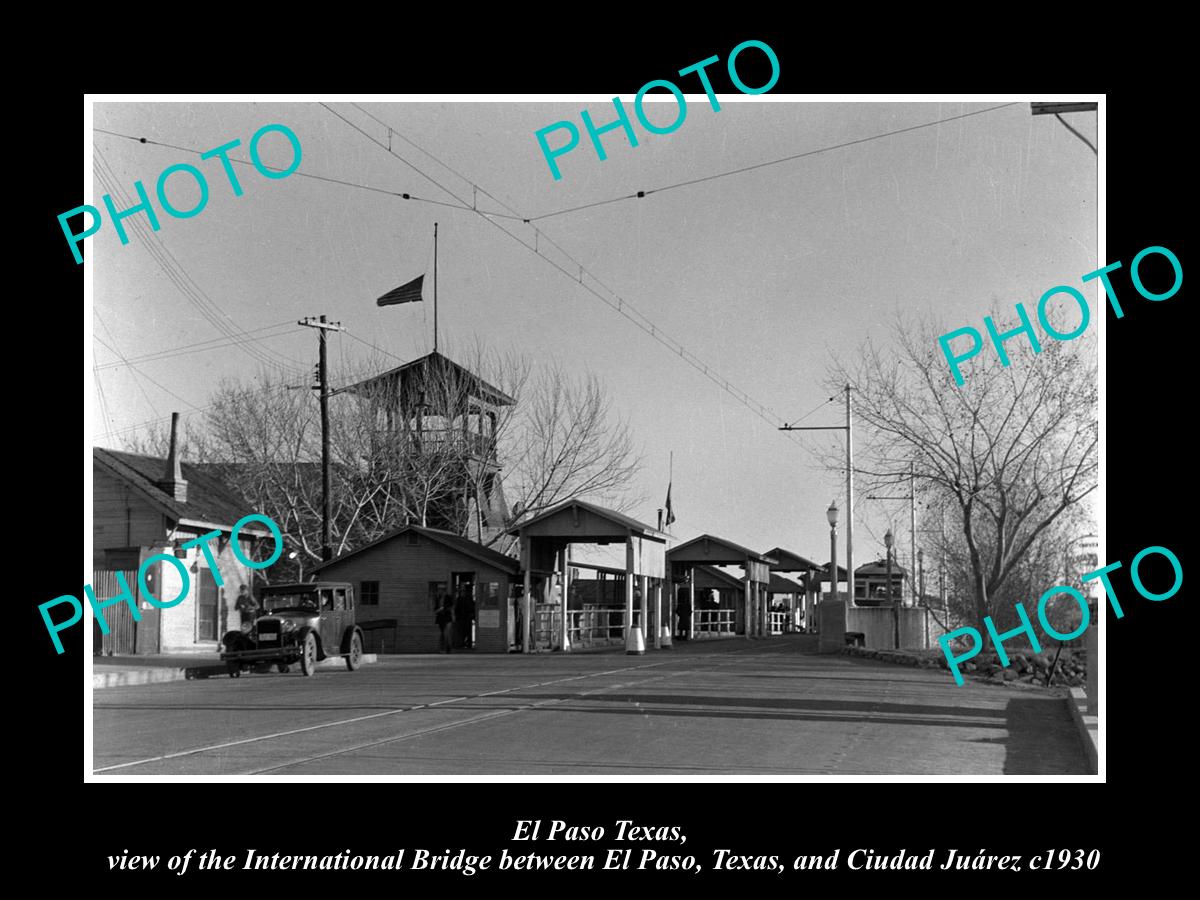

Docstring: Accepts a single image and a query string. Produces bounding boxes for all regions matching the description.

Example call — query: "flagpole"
[439,220,444,355]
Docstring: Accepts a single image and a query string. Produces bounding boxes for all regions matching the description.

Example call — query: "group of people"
[434,588,477,653]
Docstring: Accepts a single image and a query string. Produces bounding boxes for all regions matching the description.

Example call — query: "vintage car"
[220,582,365,677]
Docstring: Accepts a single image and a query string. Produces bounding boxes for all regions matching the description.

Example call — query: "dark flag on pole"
[376,274,424,307]
[664,482,676,527]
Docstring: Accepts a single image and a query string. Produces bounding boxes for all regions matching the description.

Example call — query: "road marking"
[247,671,690,775]
[93,661,669,773]
[248,650,790,774]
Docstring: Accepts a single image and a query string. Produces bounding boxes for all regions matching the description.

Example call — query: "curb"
[1067,687,1098,774]
[92,654,378,689]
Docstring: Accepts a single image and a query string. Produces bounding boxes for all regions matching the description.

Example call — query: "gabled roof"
[346,350,515,406]
[815,563,848,584]
[856,558,908,577]
[694,564,747,591]
[93,448,270,534]
[505,498,666,541]
[769,573,803,593]
[312,524,520,575]
[763,547,821,571]
[668,534,777,566]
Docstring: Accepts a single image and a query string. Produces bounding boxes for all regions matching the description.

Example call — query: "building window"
[429,581,448,612]
[361,581,379,606]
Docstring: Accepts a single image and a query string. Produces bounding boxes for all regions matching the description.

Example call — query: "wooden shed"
[311,524,520,653]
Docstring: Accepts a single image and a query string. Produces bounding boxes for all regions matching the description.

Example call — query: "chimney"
[657,508,664,531]
[157,412,188,503]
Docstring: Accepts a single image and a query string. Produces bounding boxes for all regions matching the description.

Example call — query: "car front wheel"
[345,632,363,671]
[299,632,318,676]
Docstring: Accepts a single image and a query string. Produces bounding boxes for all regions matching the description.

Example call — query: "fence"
[693,609,736,638]
[92,569,139,655]
[769,611,788,635]
[532,607,642,650]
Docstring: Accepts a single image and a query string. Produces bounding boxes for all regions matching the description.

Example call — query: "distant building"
[854,559,907,606]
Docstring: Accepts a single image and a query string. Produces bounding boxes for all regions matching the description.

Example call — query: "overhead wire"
[95,311,161,417]
[93,322,303,371]
[525,102,1022,222]
[93,334,208,414]
[93,127,523,219]
[326,102,792,438]
[93,147,307,377]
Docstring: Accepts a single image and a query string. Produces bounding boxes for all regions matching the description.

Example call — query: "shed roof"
[668,534,777,566]
[763,547,821,572]
[769,573,803,593]
[93,448,270,534]
[693,565,747,591]
[312,524,520,575]
[506,498,666,542]
[856,558,908,578]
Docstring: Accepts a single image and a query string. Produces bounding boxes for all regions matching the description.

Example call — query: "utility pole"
[299,314,345,561]
[780,385,855,606]
[866,460,917,605]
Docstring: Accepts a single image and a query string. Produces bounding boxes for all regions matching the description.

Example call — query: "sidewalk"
[92,653,377,689]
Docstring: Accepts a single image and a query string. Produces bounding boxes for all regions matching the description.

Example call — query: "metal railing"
[769,611,788,635]
[533,607,642,650]
[693,609,736,637]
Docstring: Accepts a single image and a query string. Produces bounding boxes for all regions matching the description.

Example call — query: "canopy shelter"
[667,535,777,639]
[506,499,669,654]
[764,547,823,633]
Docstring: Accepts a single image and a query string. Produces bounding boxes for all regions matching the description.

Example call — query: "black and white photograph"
[77,92,1115,779]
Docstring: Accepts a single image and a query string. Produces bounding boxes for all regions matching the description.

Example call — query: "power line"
[783,396,835,428]
[324,103,794,438]
[93,127,522,219]
[93,322,303,371]
[93,149,305,375]
[526,102,1022,222]
[95,311,162,418]
[93,334,208,415]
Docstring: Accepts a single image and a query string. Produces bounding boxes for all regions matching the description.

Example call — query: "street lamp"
[826,501,839,603]
[917,548,925,606]
[885,528,898,649]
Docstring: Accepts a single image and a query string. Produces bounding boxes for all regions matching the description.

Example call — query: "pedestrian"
[435,596,455,653]
[455,585,476,649]
[676,589,692,640]
[234,584,258,632]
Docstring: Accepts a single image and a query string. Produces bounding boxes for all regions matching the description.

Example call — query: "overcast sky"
[89,97,1097,570]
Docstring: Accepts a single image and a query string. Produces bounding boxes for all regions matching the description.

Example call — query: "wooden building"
[668,535,776,639]
[92,414,272,654]
[854,559,907,606]
[310,524,520,653]
[346,351,514,546]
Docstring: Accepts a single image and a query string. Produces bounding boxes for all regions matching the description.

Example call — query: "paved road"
[92,636,1089,775]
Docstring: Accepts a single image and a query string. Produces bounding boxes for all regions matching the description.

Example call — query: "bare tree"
[824,307,1097,642]
[127,342,642,570]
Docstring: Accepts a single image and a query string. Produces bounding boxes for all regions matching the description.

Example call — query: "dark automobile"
[220,582,365,677]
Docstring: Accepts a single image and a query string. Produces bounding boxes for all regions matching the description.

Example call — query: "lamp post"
[886,528,898,649]
[826,501,839,603]
[917,548,924,606]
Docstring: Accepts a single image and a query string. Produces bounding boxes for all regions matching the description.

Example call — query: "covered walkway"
[506,499,670,654]
[667,536,776,640]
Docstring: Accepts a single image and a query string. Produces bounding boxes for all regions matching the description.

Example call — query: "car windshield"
[262,592,318,611]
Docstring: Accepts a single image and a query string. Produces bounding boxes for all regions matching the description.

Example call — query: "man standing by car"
[234,584,258,632]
